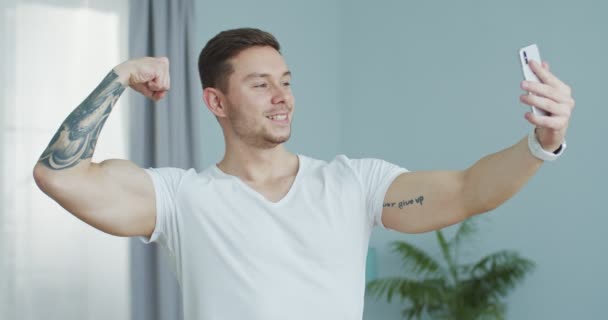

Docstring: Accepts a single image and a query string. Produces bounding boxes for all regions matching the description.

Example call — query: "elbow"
[33,162,51,192]
[33,160,91,193]
[33,162,62,195]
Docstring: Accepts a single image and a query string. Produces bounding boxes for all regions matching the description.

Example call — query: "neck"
[217,140,298,183]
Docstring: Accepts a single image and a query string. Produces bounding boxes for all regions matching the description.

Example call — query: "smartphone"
[519,44,549,116]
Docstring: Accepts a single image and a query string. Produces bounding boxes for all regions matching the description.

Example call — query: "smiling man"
[33,28,574,319]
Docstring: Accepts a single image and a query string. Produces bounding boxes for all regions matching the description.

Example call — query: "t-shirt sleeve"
[348,157,409,229]
[138,167,186,251]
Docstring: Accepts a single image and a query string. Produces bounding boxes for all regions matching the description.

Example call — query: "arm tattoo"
[383,195,424,210]
[38,70,126,170]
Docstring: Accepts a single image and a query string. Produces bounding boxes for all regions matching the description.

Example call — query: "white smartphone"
[519,44,548,116]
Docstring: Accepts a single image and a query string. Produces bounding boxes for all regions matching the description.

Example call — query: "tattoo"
[38,70,126,170]
[383,195,424,210]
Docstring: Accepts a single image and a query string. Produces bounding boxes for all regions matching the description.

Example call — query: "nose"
[270,83,290,105]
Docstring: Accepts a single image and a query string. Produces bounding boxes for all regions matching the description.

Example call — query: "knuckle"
[535,84,546,95]
[546,86,558,97]
[539,98,551,109]
[529,83,542,95]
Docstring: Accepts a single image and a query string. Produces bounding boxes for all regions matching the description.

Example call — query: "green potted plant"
[366,218,535,319]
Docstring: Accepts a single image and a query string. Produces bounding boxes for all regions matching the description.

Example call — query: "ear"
[203,87,227,118]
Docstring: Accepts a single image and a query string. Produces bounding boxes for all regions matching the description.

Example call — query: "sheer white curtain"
[1,1,130,319]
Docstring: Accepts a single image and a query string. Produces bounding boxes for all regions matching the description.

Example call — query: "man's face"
[221,46,294,149]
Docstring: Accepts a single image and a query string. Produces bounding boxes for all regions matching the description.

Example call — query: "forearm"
[463,135,543,214]
[36,69,127,172]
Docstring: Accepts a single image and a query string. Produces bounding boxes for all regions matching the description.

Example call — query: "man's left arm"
[382,60,575,234]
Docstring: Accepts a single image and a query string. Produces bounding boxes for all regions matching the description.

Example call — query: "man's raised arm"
[32,57,170,237]
[381,60,575,234]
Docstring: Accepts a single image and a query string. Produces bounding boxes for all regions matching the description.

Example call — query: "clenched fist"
[113,57,170,101]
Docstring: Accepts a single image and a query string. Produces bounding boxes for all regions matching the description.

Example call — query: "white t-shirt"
[139,154,408,320]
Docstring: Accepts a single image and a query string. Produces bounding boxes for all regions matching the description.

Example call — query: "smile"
[265,114,287,121]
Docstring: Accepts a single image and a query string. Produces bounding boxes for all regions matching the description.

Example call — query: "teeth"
[267,114,287,121]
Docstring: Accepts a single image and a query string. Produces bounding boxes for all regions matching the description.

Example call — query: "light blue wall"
[195,1,608,318]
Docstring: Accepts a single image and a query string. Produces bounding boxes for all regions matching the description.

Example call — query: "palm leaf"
[390,241,443,277]
[450,217,477,249]
[401,303,424,320]
[401,299,448,320]
[366,277,446,305]
[436,230,459,283]
[466,250,535,301]
[476,302,506,320]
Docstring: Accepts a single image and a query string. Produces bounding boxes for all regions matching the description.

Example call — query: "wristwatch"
[527,128,567,161]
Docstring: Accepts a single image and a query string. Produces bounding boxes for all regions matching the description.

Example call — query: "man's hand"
[113,57,171,101]
[520,60,575,152]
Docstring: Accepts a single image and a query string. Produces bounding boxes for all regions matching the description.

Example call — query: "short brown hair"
[198,28,281,93]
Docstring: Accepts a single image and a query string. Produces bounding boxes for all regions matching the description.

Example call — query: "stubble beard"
[230,112,292,149]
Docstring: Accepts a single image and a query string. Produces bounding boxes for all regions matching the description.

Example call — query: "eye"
[282,81,291,87]
[253,83,268,88]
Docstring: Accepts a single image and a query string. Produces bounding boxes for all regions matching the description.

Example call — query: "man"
[33,28,574,319]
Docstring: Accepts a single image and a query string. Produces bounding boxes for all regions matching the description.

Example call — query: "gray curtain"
[128,1,203,320]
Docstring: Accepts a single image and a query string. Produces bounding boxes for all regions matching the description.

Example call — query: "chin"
[269,134,291,145]
[263,131,291,147]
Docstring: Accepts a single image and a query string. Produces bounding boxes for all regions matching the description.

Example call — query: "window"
[1,1,130,319]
